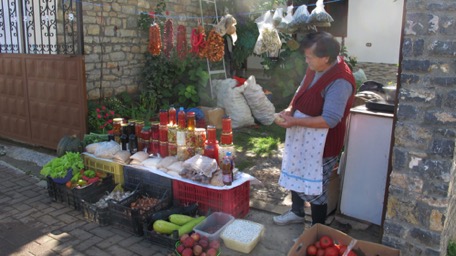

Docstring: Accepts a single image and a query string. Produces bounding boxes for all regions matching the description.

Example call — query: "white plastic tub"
[220,219,265,254]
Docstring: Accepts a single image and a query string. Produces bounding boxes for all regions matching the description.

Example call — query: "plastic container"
[83,153,124,185]
[172,179,250,218]
[221,219,265,254]
[193,212,235,241]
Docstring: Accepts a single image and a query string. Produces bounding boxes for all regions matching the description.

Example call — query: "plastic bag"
[307,0,334,27]
[94,140,120,159]
[240,76,276,125]
[276,5,296,34]
[288,5,310,29]
[272,8,283,27]
[183,155,218,178]
[253,11,282,57]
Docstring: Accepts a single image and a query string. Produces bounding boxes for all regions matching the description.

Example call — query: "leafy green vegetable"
[40,152,84,179]
[84,170,96,178]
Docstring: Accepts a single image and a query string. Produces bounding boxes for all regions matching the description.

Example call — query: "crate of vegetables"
[108,184,171,236]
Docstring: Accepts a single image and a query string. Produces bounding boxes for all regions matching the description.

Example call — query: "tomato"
[316,248,325,256]
[324,246,339,256]
[306,244,318,256]
[338,245,347,256]
[319,235,334,249]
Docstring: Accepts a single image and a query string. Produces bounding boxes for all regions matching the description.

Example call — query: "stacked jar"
[112,118,124,144]
[177,111,196,161]
[203,125,219,164]
[149,122,160,156]
[219,116,235,163]
[139,126,151,153]
[158,109,169,157]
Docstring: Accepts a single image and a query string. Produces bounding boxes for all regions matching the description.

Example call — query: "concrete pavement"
[0,141,305,256]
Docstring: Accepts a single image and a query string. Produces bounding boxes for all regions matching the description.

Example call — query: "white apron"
[278,110,328,195]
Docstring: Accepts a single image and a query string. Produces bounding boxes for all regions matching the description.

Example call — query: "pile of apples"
[306,235,357,256]
[176,232,221,256]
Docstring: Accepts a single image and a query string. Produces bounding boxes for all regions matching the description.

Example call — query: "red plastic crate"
[172,180,250,218]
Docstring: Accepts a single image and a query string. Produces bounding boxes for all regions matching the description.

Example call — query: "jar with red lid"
[159,125,168,142]
[139,126,151,152]
[159,141,169,157]
[203,140,219,164]
[222,115,232,133]
[151,122,159,140]
[220,132,233,145]
[159,109,169,126]
[206,125,217,143]
[168,106,177,126]
[135,121,144,137]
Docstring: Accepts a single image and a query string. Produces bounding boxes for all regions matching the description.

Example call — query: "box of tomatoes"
[288,224,399,256]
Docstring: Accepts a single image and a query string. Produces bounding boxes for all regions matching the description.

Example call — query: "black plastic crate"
[108,184,172,236]
[81,199,110,226]
[123,165,173,204]
[46,175,116,211]
[143,204,199,248]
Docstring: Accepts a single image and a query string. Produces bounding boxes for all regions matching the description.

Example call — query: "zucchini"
[152,220,180,235]
[178,216,206,236]
[169,214,195,225]
[147,203,198,225]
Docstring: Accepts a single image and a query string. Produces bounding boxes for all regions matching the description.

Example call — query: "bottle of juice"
[168,105,177,126]
[221,153,233,186]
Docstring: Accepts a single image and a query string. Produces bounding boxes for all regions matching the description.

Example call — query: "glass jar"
[168,143,177,156]
[203,140,219,164]
[113,118,124,136]
[159,109,169,126]
[151,122,160,140]
[176,130,187,146]
[222,115,232,133]
[159,141,169,157]
[167,126,177,144]
[206,125,217,143]
[177,145,195,161]
[135,121,145,137]
[220,132,233,145]
[159,125,168,142]
[186,130,196,147]
[195,128,207,148]
[168,106,177,126]
[149,140,159,156]
[187,112,196,131]
[139,126,151,152]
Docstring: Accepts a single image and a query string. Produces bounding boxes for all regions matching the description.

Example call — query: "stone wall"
[355,62,399,86]
[82,0,200,100]
[382,1,456,255]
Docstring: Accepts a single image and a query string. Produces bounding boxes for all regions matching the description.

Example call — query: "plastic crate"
[83,153,124,185]
[81,199,110,226]
[193,212,235,241]
[172,180,250,218]
[46,175,116,211]
[123,165,173,204]
[108,185,172,236]
[143,204,199,248]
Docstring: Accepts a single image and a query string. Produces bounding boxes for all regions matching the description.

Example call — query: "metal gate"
[0,0,86,150]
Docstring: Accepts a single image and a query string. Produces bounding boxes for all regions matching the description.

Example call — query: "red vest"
[291,57,356,158]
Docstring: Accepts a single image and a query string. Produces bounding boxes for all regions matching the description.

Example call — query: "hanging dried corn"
[191,25,207,58]
[163,19,174,58]
[148,24,161,56]
[176,25,188,59]
[205,29,224,62]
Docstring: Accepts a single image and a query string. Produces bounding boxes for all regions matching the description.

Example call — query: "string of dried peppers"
[163,19,174,58]
[191,25,207,58]
[176,25,188,59]
[148,24,161,56]
[205,29,224,62]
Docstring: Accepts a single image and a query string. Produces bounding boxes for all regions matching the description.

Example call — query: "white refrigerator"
[339,105,394,225]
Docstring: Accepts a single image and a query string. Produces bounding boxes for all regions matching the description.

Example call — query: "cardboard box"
[288,224,400,256]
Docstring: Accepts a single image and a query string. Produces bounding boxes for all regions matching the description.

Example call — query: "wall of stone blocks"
[382,1,456,255]
[82,0,201,100]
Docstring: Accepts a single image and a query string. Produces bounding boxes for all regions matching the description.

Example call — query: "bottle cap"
[179,107,184,111]
[226,151,232,156]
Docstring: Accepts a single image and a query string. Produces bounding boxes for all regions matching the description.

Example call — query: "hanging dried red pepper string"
[163,19,174,58]
[191,25,207,58]
[176,25,188,59]
[148,23,161,56]
[205,29,224,62]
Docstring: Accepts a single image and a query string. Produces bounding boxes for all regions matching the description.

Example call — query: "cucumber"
[169,214,195,225]
[178,216,206,237]
[152,220,180,235]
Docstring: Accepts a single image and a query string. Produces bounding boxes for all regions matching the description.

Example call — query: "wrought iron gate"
[0,0,83,55]
[0,0,87,150]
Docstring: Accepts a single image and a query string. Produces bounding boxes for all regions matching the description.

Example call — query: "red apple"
[199,239,209,250]
[182,248,193,256]
[319,235,334,249]
[180,234,189,244]
[193,244,203,256]
[317,248,325,256]
[183,236,195,248]
[191,232,201,242]
[177,244,185,254]
[206,248,217,256]
[306,244,318,255]
[209,239,220,250]
[315,241,322,249]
